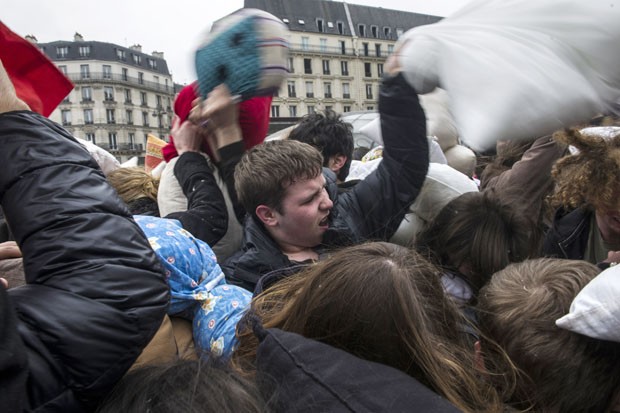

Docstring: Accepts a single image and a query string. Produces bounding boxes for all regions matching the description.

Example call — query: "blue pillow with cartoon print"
[135,215,251,359]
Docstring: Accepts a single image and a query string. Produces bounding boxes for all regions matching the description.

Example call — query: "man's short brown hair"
[234,140,323,215]
[478,258,620,412]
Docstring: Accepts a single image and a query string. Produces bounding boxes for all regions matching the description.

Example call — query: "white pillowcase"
[395,0,620,151]
[556,265,620,342]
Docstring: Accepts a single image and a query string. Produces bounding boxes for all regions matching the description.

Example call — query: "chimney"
[152,51,164,59]
[74,32,84,42]
[25,35,38,43]
[130,44,142,52]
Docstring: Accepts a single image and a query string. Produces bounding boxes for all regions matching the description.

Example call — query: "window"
[339,40,346,55]
[148,58,157,70]
[365,62,372,77]
[366,84,373,99]
[271,105,280,118]
[304,58,312,74]
[320,38,327,53]
[371,25,378,38]
[305,81,314,98]
[388,44,394,54]
[367,106,375,111]
[128,133,136,149]
[138,72,144,85]
[122,68,128,81]
[125,89,132,103]
[375,44,382,57]
[337,21,344,35]
[343,105,351,113]
[58,65,67,75]
[301,37,309,51]
[342,83,350,99]
[126,109,133,124]
[84,109,93,124]
[165,79,169,91]
[325,105,333,111]
[396,28,404,37]
[287,81,296,97]
[61,110,71,126]
[153,76,159,85]
[363,42,369,56]
[103,65,112,79]
[140,92,147,106]
[322,60,330,75]
[307,106,315,115]
[79,45,90,57]
[81,86,92,102]
[289,105,297,117]
[104,86,114,101]
[317,19,324,32]
[142,111,149,126]
[80,64,90,79]
[116,49,126,60]
[324,82,332,98]
[56,46,69,58]
[377,63,384,77]
[341,61,349,76]
[383,27,391,38]
[358,24,365,37]
[106,109,116,124]
[133,54,141,65]
[287,57,294,73]
[156,95,162,109]
[108,133,117,150]
[85,133,95,143]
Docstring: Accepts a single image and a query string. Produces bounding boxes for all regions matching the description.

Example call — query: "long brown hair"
[234,242,507,412]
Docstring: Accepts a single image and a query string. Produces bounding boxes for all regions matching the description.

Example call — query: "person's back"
[477,258,620,412]
[222,57,430,292]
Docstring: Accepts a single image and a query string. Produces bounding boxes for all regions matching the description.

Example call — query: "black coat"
[223,73,430,291]
[0,111,169,412]
[543,207,591,260]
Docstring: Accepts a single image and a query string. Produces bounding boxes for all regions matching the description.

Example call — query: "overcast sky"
[3,0,472,85]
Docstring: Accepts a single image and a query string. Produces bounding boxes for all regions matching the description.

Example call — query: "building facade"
[35,33,175,163]
[244,0,441,119]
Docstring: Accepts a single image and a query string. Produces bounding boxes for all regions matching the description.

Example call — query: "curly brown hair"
[550,128,620,211]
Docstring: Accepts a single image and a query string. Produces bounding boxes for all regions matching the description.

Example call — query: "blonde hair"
[107,167,159,205]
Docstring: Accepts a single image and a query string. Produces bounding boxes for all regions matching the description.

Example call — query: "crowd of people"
[2,16,620,413]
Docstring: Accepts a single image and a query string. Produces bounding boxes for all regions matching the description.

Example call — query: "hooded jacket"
[0,111,169,412]
[223,73,429,291]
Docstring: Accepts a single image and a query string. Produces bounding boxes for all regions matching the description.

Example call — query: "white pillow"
[556,265,620,342]
[396,0,620,151]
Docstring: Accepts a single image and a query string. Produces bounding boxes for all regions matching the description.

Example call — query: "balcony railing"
[291,43,356,56]
[97,143,144,152]
[65,72,173,94]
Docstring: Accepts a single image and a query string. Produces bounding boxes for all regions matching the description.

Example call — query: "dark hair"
[288,109,354,181]
[416,191,541,297]
[478,258,620,412]
[234,140,323,215]
[97,359,267,413]
[234,242,506,412]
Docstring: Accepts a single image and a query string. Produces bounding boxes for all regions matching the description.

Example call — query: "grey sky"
[3,0,472,85]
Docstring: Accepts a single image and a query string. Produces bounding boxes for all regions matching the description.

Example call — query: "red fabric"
[0,21,74,117]
[162,82,272,162]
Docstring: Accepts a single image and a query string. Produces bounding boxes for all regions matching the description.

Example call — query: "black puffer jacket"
[223,73,429,291]
[0,111,169,412]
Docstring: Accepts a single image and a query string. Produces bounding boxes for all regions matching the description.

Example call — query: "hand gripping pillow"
[195,8,289,100]
[395,0,620,151]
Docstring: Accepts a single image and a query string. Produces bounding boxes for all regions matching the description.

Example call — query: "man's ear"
[328,154,347,172]
[255,205,278,227]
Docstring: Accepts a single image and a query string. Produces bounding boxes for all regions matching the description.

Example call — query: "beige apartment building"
[33,33,175,163]
[244,0,441,119]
